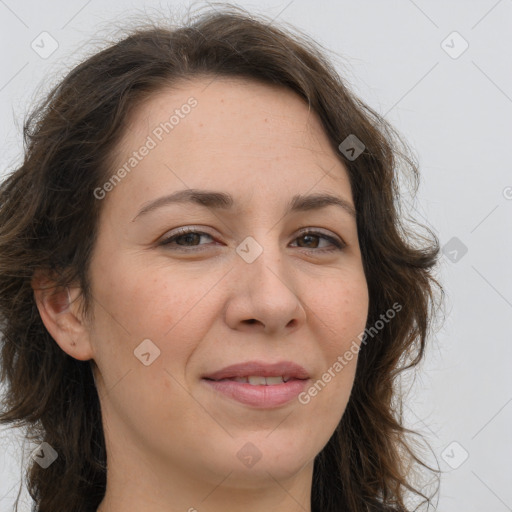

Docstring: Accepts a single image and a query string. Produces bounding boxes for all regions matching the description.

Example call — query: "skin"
[33,76,369,512]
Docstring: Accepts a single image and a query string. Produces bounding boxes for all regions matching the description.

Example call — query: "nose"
[223,239,306,335]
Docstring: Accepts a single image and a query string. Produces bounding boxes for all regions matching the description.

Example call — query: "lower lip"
[202,378,309,408]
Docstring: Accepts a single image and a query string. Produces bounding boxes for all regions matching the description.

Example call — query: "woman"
[0,5,443,512]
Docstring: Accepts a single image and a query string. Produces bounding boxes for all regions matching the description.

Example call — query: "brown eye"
[158,227,346,253]
[159,228,215,250]
[291,230,345,252]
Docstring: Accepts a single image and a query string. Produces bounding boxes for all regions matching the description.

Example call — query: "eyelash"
[158,226,346,253]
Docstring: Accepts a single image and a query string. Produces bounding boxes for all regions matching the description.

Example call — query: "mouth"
[203,375,302,385]
[202,360,310,381]
[201,360,310,408]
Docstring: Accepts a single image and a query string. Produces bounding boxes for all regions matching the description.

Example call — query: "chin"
[208,436,316,486]
[220,459,312,490]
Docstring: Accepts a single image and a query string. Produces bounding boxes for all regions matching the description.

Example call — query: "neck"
[96,459,313,512]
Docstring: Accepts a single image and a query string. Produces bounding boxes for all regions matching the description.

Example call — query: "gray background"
[1,0,511,511]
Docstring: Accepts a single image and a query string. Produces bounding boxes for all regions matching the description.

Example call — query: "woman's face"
[84,77,369,503]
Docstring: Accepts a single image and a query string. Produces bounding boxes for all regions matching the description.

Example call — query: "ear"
[31,270,94,361]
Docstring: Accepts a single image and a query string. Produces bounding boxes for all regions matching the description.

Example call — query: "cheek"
[91,252,217,338]
[89,263,208,433]
[312,272,369,349]
[303,273,368,405]
[89,256,225,390]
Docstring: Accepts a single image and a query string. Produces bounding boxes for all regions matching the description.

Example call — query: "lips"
[202,360,311,408]
[202,360,310,382]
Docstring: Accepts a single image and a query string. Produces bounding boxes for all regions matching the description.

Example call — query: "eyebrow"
[132,188,356,221]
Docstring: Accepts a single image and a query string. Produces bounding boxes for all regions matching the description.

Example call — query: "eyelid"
[294,226,345,247]
[158,226,215,249]
[158,225,346,251]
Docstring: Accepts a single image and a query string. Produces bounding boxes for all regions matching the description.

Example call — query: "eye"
[158,226,346,253]
[290,229,346,252]
[159,227,215,251]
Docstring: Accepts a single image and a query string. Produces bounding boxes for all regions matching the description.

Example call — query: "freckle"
[264,118,268,123]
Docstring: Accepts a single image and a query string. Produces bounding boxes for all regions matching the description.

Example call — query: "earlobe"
[31,271,94,361]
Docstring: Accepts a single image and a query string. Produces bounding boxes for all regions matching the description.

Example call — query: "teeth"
[215,376,291,385]
[265,376,285,385]
[247,376,267,385]
[247,376,285,386]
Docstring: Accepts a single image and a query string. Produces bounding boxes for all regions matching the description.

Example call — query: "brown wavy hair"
[0,4,444,512]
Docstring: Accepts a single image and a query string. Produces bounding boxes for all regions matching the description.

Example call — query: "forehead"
[125,76,334,150]
[105,76,352,214]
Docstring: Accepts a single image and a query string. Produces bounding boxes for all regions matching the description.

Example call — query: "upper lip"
[202,360,310,381]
